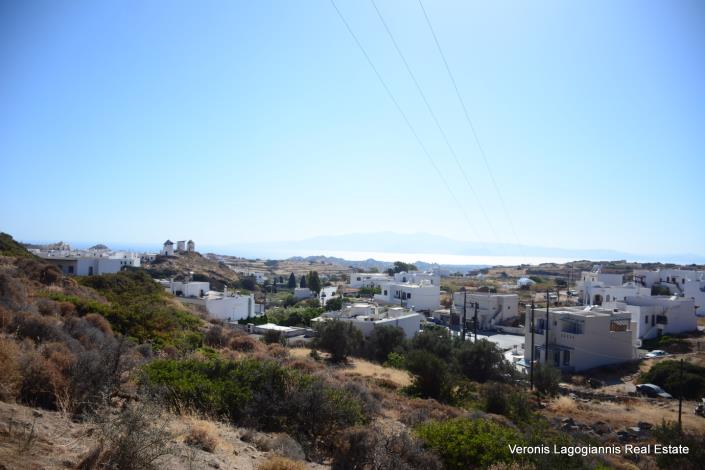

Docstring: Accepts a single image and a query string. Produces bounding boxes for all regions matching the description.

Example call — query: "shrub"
[533,363,561,397]
[332,425,442,470]
[455,339,514,383]
[262,329,286,345]
[88,400,175,470]
[652,421,705,470]
[185,422,218,452]
[480,382,533,424]
[313,320,363,363]
[384,351,406,369]
[410,326,453,358]
[641,360,705,400]
[405,349,451,400]
[364,325,405,363]
[258,456,306,470]
[325,297,343,311]
[0,337,22,401]
[415,418,523,470]
[204,325,230,348]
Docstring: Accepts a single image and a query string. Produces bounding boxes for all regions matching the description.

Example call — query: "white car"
[644,350,668,359]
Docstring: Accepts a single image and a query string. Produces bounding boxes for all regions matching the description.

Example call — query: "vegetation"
[532,363,561,396]
[78,270,203,350]
[0,233,37,258]
[142,357,366,455]
[287,272,296,288]
[642,334,692,353]
[325,296,343,311]
[386,261,418,276]
[416,418,522,469]
[640,360,705,399]
[312,320,363,363]
[307,271,321,294]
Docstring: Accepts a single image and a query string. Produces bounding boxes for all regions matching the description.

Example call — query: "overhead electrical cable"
[417,0,524,253]
[329,0,486,246]
[370,0,502,247]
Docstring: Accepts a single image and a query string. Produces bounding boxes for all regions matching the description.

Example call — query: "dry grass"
[185,421,219,452]
[258,455,306,470]
[544,395,704,433]
[288,348,412,387]
[551,396,578,414]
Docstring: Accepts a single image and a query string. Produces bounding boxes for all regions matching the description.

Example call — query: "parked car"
[636,383,673,399]
[696,398,705,417]
[645,350,668,358]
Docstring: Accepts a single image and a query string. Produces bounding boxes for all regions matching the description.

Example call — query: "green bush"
[533,363,561,397]
[641,360,705,400]
[405,349,451,400]
[142,357,366,456]
[313,320,363,363]
[364,325,405,363]
[454,339,514,383]
[415,418,522,469]
[79,270,203,350]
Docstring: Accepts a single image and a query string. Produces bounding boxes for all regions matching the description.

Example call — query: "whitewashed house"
[374,281,440,312]
[313,302,422,338]
[204,288,256,322]
[634,268,705,315]
[37,247,141,276]
[606,296,698,341]
[349,273,393,288]
[167,280,210,298]
[294,287,313,300]
[319,286,339,307]
[452,292,519,330]
[523,305,637,372]
[576,265,624,305]
[516,277,536,288]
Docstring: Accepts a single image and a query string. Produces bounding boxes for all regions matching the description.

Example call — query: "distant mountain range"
[222,232,705,265]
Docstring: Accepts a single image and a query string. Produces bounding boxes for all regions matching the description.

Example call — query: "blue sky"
[1,0,704,258]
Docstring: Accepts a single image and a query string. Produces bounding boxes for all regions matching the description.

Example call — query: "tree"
[299,275,307,289]
[307,271,321,294]
[313,320,362,363]
[325,297,343,312]
[365,326,405,363]
[287,273,296,289]
[533,363,561,396]
[405,349,450,400]
[278,276,284,284]
[240,276,256,291]
[410,326,453,358]
[393,261,417,273]
[454,339,513,383]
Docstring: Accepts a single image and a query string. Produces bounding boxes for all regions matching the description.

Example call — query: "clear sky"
[1,0,704,257]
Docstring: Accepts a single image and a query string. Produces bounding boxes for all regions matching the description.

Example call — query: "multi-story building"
[523,305,637,372]
[607,296,698,341]
[34,246,141,276]
[349,273,393,288]
[452,292,519,330]
[313,302,422,338]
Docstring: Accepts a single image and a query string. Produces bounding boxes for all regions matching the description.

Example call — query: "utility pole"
[678,358,684,432]
[530,300,535,390]
[474,300,478,342]
[545,290,550,364]
[461,288,467,341]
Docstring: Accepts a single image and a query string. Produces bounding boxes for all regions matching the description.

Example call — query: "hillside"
[1,234,704,469]
[143,251,240,291]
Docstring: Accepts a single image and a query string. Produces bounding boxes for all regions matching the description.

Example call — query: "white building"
[582,282,652,306]
[36,247,141,276]
[161,240,174,256]
[452,292,519,330]
[577,265,624,305]
[167,280,210,298]
[393,271,440,286]
[176,240,186,252]
[313,302,423,339]
[606,296,698,341]
[187,240,195,252]
[374,281,440,312]
[517,277,536,288]
[524,305,637,372]
[349,273,393,288]
[204,288,256,322]
[319,286,339,307]
[634,268,705,315]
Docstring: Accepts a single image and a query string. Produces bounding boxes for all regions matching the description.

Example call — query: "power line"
[370,0,501,246]
[329,0,484,244]
[417,0,524,252]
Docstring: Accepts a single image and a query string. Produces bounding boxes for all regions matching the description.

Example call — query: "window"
[563,350,571,366]
[68,266,74,274]
[407,293,411,299]
[383,290,387,296]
